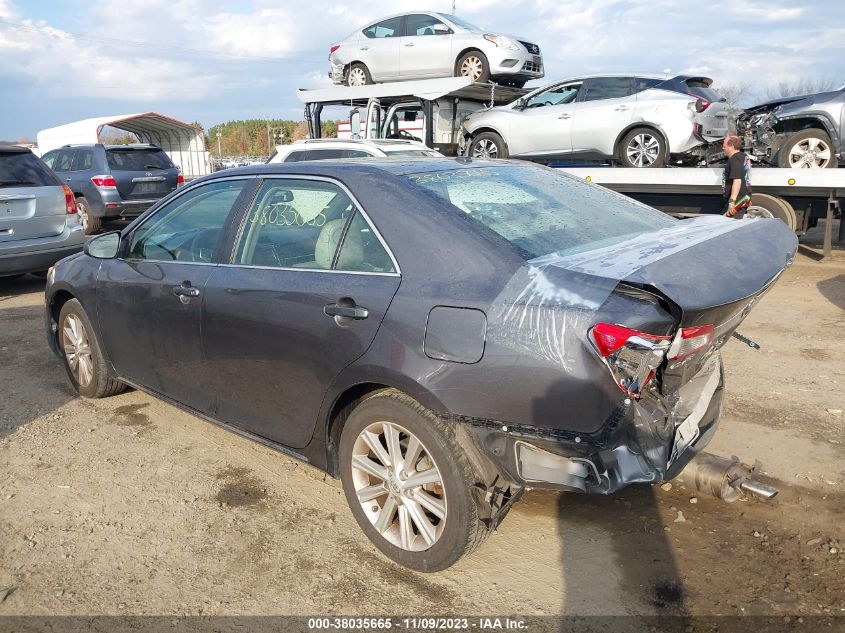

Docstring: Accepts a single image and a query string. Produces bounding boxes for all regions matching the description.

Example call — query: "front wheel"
[58,299,125,398]
[468,132,508,159]
[338,390,490,572]
[618,128,667,167]
[456,51,490,83]
[777,129,837,168]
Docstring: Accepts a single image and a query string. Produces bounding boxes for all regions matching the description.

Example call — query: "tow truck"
[297,78,844,254]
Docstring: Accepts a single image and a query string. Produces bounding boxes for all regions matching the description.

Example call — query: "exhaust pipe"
[673,452,778,503]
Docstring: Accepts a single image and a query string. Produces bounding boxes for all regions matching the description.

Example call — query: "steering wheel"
[187,230,218,263]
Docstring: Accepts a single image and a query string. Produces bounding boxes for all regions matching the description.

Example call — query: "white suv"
[460,74,730,167]
[267,139,442,163]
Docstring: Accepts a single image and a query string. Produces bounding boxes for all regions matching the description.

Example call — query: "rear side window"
[0,150,62,188]
[107,149,174,171]
[55,150,76,172]
[363,16,402,38]
[632,78,662,95]
[581,77,634,102]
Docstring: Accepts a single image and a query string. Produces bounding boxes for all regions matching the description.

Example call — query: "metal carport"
[36,112,211,179]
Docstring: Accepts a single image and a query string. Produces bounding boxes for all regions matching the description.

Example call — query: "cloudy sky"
[1,0,843,140]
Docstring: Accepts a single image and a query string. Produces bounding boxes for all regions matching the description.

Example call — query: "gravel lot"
[0,232,843,620]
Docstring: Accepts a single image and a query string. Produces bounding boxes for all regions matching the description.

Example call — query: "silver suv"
[0,145,84,278]
[460,74,730,167]
[329,12,543,88]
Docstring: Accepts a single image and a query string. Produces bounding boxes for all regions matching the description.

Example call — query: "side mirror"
[84,231,121,259]
[432,23,451,34]
[516,98,528,110]
[350,109,362,139]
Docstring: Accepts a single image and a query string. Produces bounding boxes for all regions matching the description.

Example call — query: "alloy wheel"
[350,421,447,552]
[626,133,661,167]
[787,137,832,168]
[471,139,498,158]
[459,56,484,81]
[348,67,367,87]
[62,314,94,387]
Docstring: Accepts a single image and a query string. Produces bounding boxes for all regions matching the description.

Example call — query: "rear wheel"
[75,196,101,235]
[618,127,667,168]
[468,132,508,159]
[58,299,125,399]
[456,51,490,83]
[745,193,797,231]
[777,129,837,168]
[347,63,372,87]
[338,390,490,572]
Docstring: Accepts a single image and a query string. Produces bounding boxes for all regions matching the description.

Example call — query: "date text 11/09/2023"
[307,617,527,630]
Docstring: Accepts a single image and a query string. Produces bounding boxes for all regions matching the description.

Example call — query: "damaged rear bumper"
[453,354,724,495]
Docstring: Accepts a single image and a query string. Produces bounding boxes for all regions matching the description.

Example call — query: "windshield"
[439,13,482,31]
[403,165,674,260]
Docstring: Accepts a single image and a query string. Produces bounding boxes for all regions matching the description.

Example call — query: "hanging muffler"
[674,452,778,502]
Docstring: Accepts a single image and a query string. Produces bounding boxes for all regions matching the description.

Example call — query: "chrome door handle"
[65,178,72,181]
[173,283,200,298]
[558,113,571,119]
[404,43,415,47]
[324,303,369,320]
[615,106,629,111]
[359,46,369,50]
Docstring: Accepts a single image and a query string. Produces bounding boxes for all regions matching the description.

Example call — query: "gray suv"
[41,144,181,234]
[0,145,84,278]
[737,87,844,168]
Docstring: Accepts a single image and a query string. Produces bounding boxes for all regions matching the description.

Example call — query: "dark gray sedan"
[45,158,797,571]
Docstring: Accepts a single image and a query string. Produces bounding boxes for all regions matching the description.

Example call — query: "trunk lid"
[105,148,179,201]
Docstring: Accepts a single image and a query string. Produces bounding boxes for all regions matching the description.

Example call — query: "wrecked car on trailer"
[45,158,797,571]
[736,87,845,168]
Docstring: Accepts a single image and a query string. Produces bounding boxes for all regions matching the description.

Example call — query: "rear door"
[201,176,401,448]
[360,16,402,80]
[570,77,637,155]
[105,147,179,202]
[0,148,67,243]
[399,14,453,77]
[95,177,253,413]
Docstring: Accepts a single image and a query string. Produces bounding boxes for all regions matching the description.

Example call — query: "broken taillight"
[668,324,715,361]
[590,323,671,398]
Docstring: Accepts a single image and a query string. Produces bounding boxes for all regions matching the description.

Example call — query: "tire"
[347,63,372,87]
[456,51,490,83]
[618,127,668,168]
[58,299,125,399]
[338,389,490,572]
[468,131,508,159]
[745,193,798,231]
[776,129,837,168]
[75,196,102,235]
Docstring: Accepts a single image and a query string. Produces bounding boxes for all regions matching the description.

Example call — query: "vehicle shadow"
[0,302,77,439]
[816,273,845,311]
[556,485,689,624]
[0,274,46,300]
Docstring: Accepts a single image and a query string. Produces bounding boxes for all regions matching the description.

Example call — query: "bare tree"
[717,81,756,110]
[766,77,842,99]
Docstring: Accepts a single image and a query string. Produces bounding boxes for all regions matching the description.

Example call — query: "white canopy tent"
[37,112,211,179]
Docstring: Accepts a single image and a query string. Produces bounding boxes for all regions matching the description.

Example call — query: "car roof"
[0,144,31,154]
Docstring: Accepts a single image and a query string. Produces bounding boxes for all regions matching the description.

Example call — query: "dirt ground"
[0,227,843,622]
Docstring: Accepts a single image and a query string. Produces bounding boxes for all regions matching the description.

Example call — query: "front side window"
[40,151,57,169]
[581,77,635,102]
[403,166,673,259]
[233,179,394,273]
[363,16,403,38]
[524,83,581,108]
[404,14,448,36]
[128,179,247,263]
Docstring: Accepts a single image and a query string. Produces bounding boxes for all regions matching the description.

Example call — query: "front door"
[95,178,252,413]
[507,81,582,157]
[202,177,401,448]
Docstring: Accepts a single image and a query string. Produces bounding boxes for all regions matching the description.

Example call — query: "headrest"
[315,218,364,270]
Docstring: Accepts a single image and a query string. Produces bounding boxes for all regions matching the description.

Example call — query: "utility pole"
[265,116,272,158]
[452,0,455,13]
[216,130,221,156]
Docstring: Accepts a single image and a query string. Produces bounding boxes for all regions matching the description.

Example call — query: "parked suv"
[267,139,442,163]
[736,87,844,168]
[460,74,730,167]
[41,144,182,234]
[0,145,84,278]
[329,12,543,87]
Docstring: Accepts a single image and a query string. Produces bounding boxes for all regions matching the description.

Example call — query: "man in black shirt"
[722,135,751,218]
